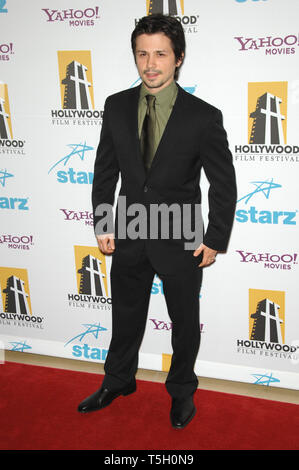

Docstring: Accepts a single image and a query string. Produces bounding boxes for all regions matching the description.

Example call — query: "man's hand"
[193,243,217,267]
[96,233,115,255]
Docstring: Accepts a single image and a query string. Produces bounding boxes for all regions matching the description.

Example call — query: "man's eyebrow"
[136,49,168,53]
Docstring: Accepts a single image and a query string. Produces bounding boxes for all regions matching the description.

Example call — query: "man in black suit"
[78,14,237,429]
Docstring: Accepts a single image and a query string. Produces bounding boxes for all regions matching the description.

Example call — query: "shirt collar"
[139,80,178,107]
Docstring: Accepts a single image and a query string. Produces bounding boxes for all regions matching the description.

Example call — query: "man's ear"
[176,52,185,68]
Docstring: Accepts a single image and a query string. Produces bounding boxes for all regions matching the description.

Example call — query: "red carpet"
[0,361,298,450]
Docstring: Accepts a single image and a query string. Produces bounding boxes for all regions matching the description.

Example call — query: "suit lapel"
[126,84,147,180]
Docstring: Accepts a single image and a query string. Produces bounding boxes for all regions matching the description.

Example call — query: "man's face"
[135,32,183,93]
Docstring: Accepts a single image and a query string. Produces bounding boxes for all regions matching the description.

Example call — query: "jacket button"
[144,185,148,192]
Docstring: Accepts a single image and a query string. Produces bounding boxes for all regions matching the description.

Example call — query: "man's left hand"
[193,243,217,267]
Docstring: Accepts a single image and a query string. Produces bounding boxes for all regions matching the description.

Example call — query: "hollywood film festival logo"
[236,289,299,363]
[235,82,299,164]
[42,6,100,27]
[0,83,26,155]
[51,51,103,126]
[0,267,44,329]
[67,246,112,311]
[135,1,199,34]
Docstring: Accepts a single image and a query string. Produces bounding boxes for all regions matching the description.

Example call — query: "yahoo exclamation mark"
[294,253,297,264]
[10,43,13,55]
[95,6,99,18]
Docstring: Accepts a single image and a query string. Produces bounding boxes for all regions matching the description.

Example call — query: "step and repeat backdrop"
[1,0,299,390]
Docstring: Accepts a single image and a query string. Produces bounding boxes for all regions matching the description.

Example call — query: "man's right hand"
[96,233,115,255]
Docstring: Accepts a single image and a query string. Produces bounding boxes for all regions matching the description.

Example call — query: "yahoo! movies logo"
[60,209,93,226]
[236,250,298,271]
[51,51,103,126]
[48,142,94,185]
[235,82,299,164]
[236,289,299,363]
[0,43,14,62]
[42,7,100,27]
[236,178,297,225]
[0,234,34,251]
[68,246,112,311]
[0,83,26,155]
[235,34,299,56]
[0,267,44,328]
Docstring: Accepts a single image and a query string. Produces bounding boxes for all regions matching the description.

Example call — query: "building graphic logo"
[140,1,198,34]
[0,268,31,316]
[0,267,43,327]
[147,0,184,15]
[68,246,111,309]
[58,51,94,110]
[0,83,12,139]
[249,289,285,344]
[248,82,287,145]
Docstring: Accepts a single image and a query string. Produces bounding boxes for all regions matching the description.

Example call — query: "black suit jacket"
[92,84,237,272]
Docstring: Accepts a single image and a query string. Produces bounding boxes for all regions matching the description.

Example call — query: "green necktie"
[141,94,156,172]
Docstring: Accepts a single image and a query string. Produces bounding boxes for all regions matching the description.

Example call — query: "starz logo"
[235,178,297,225]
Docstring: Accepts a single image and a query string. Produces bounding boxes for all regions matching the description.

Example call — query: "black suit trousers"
[102,245,203,399]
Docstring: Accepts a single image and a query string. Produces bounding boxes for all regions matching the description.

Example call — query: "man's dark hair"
[131,14,185,81]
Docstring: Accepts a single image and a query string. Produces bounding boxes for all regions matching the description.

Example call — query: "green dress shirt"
[138,80,178,159]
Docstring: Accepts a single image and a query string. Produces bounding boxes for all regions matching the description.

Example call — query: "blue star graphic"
[64,322,107,347]
[0,169,14,187]
[48,142,94,174]
[251,372,280,386]
[9,341,32,352]
[237,178,282,204]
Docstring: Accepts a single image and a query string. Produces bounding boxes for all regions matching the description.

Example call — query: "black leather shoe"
[170,395,196,429]
[78,382,136,413]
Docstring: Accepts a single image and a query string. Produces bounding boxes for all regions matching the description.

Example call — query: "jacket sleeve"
[199,109,237,251]
[92,96,120,235]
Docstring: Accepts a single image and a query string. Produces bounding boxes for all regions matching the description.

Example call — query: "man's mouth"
[144,71,161,79]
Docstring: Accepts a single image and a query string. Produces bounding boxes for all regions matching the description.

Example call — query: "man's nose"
[146,54,156,69]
